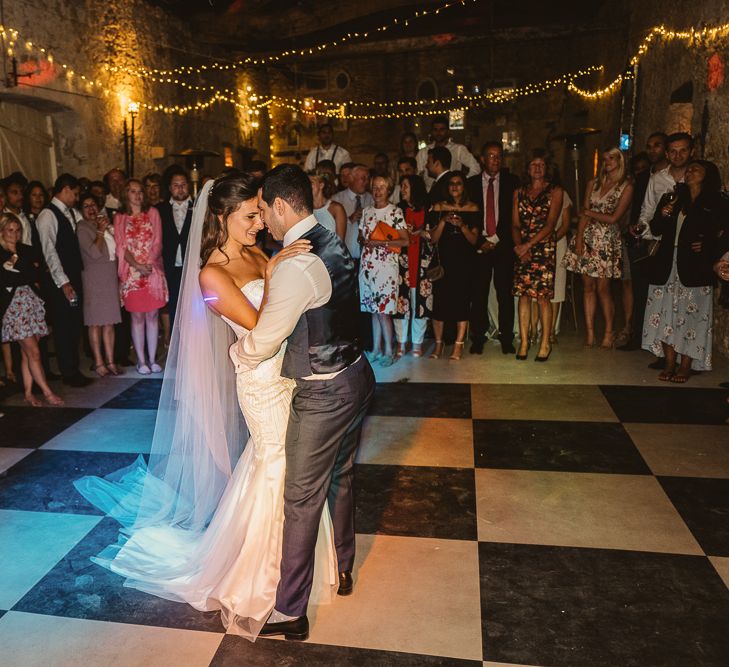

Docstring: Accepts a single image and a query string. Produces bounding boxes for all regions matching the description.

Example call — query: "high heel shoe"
[515,345,529,360]
[535,348,552,362]
[429,341,444,359]
[449,341,465,360]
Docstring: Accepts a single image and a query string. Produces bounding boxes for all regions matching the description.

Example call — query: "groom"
[231,164,375,640]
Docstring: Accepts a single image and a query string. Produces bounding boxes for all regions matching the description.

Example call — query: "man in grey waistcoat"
[230,164,375,641]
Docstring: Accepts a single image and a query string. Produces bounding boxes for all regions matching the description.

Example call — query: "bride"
[75,173,338,639]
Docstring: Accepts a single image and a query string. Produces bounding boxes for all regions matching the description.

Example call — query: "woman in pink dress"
[114,179,168,374]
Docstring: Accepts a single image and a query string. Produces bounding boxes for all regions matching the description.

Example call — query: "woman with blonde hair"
[563,147,634,348]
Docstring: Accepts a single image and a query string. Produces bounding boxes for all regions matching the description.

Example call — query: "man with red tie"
[466,142,520,355]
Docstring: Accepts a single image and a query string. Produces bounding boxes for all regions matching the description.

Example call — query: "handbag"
[370,220,398,242]
[632,237,661,263]
[426,244,445,282]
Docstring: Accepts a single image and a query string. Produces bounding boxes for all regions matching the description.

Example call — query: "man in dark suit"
[156,168,193,327]
[426,145,454,205]
[467,141,520,354]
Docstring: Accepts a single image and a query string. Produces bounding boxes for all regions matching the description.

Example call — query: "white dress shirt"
[231,215,332,375]
[170,197,192,266]
[331,188,374,259]
[36,197,79,288]
[4,208,32,245]
[304,144,352,172]
[416,139,481,189]
[637,166,683,238]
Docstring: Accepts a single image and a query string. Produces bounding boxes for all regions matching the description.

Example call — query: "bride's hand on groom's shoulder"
[265,240,312,278]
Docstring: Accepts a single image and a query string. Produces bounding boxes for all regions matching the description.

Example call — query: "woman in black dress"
[428,173,480,360]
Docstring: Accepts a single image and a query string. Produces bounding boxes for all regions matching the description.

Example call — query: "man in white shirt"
[303,123,352,173]
[416,116,480,189]
[232,164,375,640]
[36,173,91,386]
[331,164,373,261]
[103,168,126,215]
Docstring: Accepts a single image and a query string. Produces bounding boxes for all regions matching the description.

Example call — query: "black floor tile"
[210,635,481,666]
[658,477,729,556]
[102,379,163,409]
[0,450,137,514]
[354,463,476,540]
[479,542,729,667]
[0,406,92,448]
[473,420,652,474]
[599,385,729,424]
[369,382,471,418]
[13,517,226,632]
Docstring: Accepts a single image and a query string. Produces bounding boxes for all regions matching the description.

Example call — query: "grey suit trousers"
[275,357,375,617]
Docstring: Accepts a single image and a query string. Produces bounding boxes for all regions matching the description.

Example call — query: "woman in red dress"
[114,179,168,374]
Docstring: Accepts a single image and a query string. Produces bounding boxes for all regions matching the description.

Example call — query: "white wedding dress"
[76,279,338,639]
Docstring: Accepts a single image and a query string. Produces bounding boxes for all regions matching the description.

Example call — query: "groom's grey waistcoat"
[281,223,361,378]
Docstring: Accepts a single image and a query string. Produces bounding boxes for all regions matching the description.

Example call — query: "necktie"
[485,176,496,237]
[355,194,362,210]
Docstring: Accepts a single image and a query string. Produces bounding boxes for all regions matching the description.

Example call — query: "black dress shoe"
[62,374,92,388]
[259,615,309,641]
[500,340,516,354]
[338,570,353,596]
[469,341,484,355]
[647,359,663,370]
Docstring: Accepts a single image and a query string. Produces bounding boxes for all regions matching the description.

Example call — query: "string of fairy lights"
[2,19,729,119]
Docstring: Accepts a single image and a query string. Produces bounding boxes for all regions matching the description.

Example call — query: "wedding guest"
[512,149,563,362]
[642,160,724,382]
[358,175,409,366]
[372,153,390,179]
[467,141,520,355]
[416,116,480,189]
[36,173,90,386]
[391,156,417,204]
[142,173,162,206]
[310,168,347,241]
[563,147,633,348]
[425,145,454,204]
[400,131,419,159]
[22,180,49,232]
[0,213,63,406]
[115,179,168,375]
[157,169,192,327]
[303,122,352,173]
[550,189,573,342]
[429,172,480,360]
[619,132,669,351]
[332,164,374,263]
[3,173,32,245]
[338,162,356,192]
[77,193,122,377]
[103,168,126,216]
[394,174,432,357]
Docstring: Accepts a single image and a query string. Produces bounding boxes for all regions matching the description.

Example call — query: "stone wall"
[628,0,729,358]
[1,0,242,182]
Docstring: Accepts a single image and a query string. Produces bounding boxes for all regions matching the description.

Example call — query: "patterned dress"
[359,204,406,315]
[395,207,433,320]
[513,186,556,299]
[563,181,627,278]
[1,245,48,342]
[114,208,168,313]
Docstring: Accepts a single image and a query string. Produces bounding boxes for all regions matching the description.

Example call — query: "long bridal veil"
[75,178,247,538]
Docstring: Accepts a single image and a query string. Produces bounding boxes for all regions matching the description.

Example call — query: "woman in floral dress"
[512,150,563,361]
[114,179,168,375]
[642,160,724,382]
[358,175,409,366]
[563,147,634,348]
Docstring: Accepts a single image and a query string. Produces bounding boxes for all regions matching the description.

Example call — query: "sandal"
[92,363,110,378]
[449,341,465,360]
[150,363,163,374]
[412,346,423,358]
[136,364,151,375]
[429,341,444,359]
[24,394,43,407]
[43,392,65,406]
[106,363,123,376]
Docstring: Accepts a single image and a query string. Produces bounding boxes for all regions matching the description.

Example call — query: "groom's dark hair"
[261,164,313,216]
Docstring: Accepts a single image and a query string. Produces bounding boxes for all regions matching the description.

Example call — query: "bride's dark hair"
[200,171,261,266]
